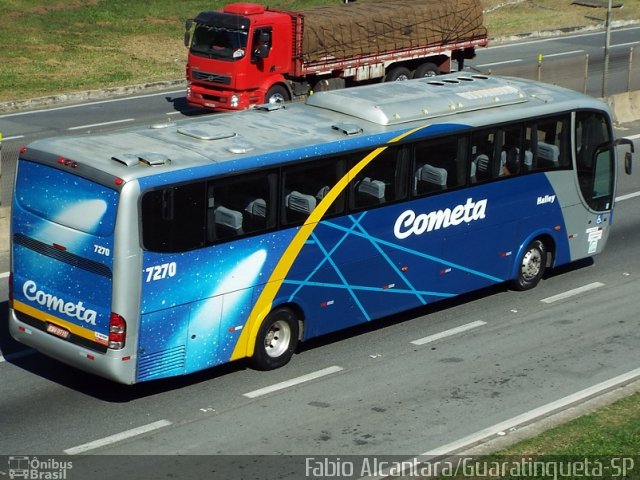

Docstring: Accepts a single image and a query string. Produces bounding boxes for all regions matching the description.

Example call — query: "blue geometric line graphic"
[309,229,371,321]
[287,212,367,302]
[281,279,456,298]
[348,213,428,306]
[322,220,503,283]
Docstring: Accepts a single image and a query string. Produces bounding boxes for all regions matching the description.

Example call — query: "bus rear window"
[15,160,119,237]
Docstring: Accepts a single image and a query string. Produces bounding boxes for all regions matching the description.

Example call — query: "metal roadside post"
[0,130,3,206]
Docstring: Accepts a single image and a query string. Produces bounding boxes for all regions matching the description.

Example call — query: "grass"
[431,392,640,479]
[0,0,639,102]
[496,392,640,457]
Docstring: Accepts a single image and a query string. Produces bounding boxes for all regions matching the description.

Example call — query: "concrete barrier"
[608,90,640,125]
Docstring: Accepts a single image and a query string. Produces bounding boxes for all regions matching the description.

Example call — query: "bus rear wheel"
[512,239,547,291]
[252,307,299,370]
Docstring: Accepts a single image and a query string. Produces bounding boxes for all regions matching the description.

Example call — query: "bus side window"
[499,125,523,177]
[413,136,465,195]
[141,182,206,253]
[531,115,571,171]
[350,146,408,209]
[470,129,498,183]
[282,157,345,225]
[207,171,276,242]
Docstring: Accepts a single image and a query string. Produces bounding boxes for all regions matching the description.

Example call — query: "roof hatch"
[111,152,171,167]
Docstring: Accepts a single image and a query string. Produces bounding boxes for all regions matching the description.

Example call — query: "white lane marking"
[611,41,640,48]
[485,26,640,50]
[68,118,135,130]
[411,320,487,346]
[540,282,605,304]
[1,135,25,141]
[476,59,522,68]
[63,419,172,455]
[243,366,344,399]
[625,133,640,140]
[423,366,640,456]
[0,272,9,279]
[617,191,640,202]
[0,90,185,119]
[543,50,585,58]
[365,366,640,479]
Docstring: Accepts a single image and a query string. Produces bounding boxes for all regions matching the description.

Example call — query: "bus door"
[571,111,615,258]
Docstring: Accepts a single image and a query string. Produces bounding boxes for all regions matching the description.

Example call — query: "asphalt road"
[0,28,640,480]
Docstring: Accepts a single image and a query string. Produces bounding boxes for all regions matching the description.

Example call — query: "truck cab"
[185,3,293,110]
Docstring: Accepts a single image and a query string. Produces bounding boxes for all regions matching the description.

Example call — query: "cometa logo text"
[23,280,97,325]
[394,197,488,240]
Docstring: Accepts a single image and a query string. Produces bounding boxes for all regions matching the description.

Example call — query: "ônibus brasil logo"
[394,197,488,240]
[23,280,97,325]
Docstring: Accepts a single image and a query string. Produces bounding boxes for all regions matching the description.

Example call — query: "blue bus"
[9,74,633,384]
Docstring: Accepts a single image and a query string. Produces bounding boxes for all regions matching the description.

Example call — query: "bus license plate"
[46,323,70,340]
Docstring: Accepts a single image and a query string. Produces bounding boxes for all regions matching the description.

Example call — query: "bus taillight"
[108,312,126,350]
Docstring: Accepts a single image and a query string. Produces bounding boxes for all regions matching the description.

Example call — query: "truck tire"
[251,307,299,370]
[384,67,412,82]
[265,85,290,105]
[313,77,345,92]
[413,62,440,78]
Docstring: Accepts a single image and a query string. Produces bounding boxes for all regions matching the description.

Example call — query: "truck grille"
[192,70,232,85]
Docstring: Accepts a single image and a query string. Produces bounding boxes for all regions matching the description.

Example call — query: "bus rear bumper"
[8,309,137,385]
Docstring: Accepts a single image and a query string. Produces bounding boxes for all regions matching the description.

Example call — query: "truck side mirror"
[184,19,193,48]
[254,44,270,60]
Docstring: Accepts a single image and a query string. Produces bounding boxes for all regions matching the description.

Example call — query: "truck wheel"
[265,85,290,104]
[413,62,440,78]
[512,239,548,291]
[384,67,412,82]
[313,77,345,92]
[251,307,299,370]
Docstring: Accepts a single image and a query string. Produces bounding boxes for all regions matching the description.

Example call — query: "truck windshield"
[191,25,248,61]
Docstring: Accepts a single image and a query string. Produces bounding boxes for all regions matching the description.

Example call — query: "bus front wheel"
[512,239,547,291]
[252,307,299,370]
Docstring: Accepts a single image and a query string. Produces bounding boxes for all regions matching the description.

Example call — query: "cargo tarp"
[300,0,486,63]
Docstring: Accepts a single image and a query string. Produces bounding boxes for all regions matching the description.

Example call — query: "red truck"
[184,0,488,111]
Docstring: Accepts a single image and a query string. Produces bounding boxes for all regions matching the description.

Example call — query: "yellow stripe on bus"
[230,126,426,361]
[13,299,99,343]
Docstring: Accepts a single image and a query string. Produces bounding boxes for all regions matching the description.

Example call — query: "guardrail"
[481,46,640,97]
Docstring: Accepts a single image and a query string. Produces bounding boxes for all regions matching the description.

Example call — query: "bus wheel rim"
[521,248,542,281]
[264,319,291,358]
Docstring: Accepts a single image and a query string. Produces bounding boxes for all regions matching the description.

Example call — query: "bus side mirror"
[614,137,634,175]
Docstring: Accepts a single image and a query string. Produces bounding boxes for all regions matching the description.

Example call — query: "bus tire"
[512,239,547,291]
[413,62,440,78]
[265,85,290,105]
[252,307,299,370]
[384,66,412,82]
